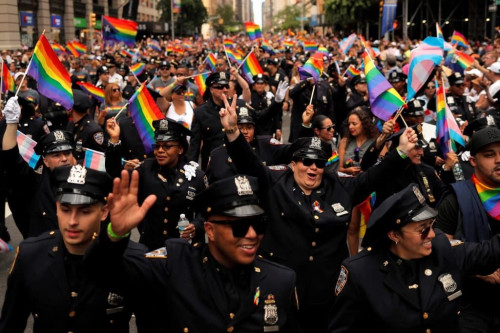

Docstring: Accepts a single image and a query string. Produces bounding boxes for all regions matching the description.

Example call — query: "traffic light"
[90,13,96,28]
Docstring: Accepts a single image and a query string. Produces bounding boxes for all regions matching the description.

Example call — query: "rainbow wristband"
[107,223,131,239]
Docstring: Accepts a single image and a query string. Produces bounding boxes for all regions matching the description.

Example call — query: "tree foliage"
[212,5,241,33]
[324,0,374,27]
[275,6,302,31]
[157,0,208,36]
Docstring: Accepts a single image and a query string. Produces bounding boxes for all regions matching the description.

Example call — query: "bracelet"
[396,147,408,159]
[108,140,121,147]
[225,126,238,134]
[107,223,131,239]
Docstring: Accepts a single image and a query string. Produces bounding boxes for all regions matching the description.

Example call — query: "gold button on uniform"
[166,196,171,201]
[229,312,235,319]
[227,326,234,332]
[164,218,168,223]
[423,312,429,319]
[311,241,317,247]
[163,230,167,235]
[69,310,76,317]
[309,256,314,261]
[314,215,319,220]
[425,329,431,333]
[367,247,372,251]
[183,328,189,333]
[164,207,169,211]
[34,313,39,318]
[42,212,46,216]
[315,228,320,233]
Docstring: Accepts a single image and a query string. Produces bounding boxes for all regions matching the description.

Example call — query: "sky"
[252,0,263,26]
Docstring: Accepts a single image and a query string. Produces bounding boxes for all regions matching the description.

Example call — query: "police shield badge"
[263,294,279,332]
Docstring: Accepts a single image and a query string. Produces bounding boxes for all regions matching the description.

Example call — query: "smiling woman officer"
[329,183,500,333]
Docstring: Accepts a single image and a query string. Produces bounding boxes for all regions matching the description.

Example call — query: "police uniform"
[0,130,74,238]
[106,118,205,251]
[43,101,69,131]
[225,133,412,332]
[91,175,301,333]
[0,166,146,332]
[330,184,500,333]
[345,76,369,112]
[188,72,246,170]
[267,58,288,91]
[66,89,105,161]
[249,74,283,136]
[448,72,476,123]
[17,96,49,142]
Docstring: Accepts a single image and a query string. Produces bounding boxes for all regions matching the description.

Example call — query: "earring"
[395,240,399,245]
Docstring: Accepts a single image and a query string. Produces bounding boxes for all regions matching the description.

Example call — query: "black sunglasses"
[152,143,180,150]
[212,84,229,90]
[210,217,267,238]
[295,157,327,169]
[321,125,334,131]
[403,219,436,240]
[112,88,120,92]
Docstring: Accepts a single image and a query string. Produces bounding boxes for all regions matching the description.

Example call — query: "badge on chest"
[264,294,279,332]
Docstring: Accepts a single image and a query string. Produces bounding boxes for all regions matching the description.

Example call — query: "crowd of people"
[2,29,500,332]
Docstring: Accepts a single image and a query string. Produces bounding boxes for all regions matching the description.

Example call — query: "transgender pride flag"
[16,131,40,169]
[84,148,106,171]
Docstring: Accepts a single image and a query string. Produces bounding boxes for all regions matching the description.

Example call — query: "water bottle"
[452,163,465,182]
[177,214,192,244]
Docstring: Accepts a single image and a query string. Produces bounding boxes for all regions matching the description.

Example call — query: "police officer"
[93,172,301,332]
[345,75,369,112]
[43,101,69,131]
[206,108,291,183]
[220,95,419,332]
[330,183,500,332]
[388,69,407,98]
[188,71,246,170]
[249,73,287,136]
[105,117,205,251]
[0,165,146,332]
[448,72,476,123]
[1,96,77,238]
[266,58,288,94]
[16,95,49,142]
[66,89,105,162]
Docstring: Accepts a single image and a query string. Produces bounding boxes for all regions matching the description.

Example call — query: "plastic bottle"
[452,163,465,182]
[177,214,192,244]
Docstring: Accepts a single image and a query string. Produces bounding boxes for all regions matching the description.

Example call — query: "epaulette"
[145,247,168,259]
[449,239,464,247]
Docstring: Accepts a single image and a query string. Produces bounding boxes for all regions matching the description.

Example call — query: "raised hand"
[106,118,121,143]
[219,93,238,130]
[397,127,417,156]
[107,170,156,239]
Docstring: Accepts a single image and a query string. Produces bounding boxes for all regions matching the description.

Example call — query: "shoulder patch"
[449,239,464,247]
[268,165,287,171]
[335,265,349,296]
[145,247,168,259]
[93,131,104,145]
[269,138,281,145]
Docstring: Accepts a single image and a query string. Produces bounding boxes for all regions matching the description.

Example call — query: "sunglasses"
[112,88,120,92]
[426,85,435,89]
[212,84,229,90]
[160,67,169,70]
[321,125,334,131]
[174,90,186,95]
[209,217,267,238]
[402,219,436,240]
[295,157,327,169]
[152,143,180,150]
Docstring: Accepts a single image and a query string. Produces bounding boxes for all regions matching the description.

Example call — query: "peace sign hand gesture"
[219,94,240,141]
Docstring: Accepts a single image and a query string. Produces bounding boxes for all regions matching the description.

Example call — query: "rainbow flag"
[66,42,79,57]
[436,23,445,40]
[51,43,65,54]
[261,40,274,53]
[77,82,105,103]
[130,62,146,76]
[245,22,262,41]
[435,81,465,155]
[303,41,318,53]
[326,151,339,166]
[2,61,15,92]
[16,130,40,169]
[193,72,208,96]
[241,52,264,83]
[27,34,73,110]
[72,41,87,54]
[84,148,106,171]
[357,192,376,237]
[471,174,500,220]
[102,16,138,47]
[359,35,378,58]
[224,39,234,49]
[318,46,329,55]
[363,51,405,121]
[406,37,444,101]
[298,53,323,82]
[206,53,217,71]
[345,65,361,78]
[451,30,469,48]
[455,51,475,69]
[226,49,242,65]
[127,82,165,154]
[284,40,295,48]
[147,38,161,51]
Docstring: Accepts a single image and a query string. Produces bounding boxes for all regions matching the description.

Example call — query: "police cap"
[387,124,428,148]
[388,70,406,83]
[463,115,500,137]
[469,127,500,155]
[448,72,464,86]
[362,184,437,247]
[291,137,332,161]
[152,118,192,150]
[72,89,92,113]
[159,60,170,69]
[404,99,425,117]
[97,66,109,76]
[253,73,268,84]
[267,58,280,66]
[52,165,112,205]
[351,75,367,86]
[237,107,255,125]
[196,175,264,218]
[34,130,74,156]
[206,71,229,87]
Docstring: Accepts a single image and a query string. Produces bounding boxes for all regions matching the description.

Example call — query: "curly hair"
[342,107,379,141]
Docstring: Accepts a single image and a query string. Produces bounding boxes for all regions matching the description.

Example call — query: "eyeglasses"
[174,90,186,95]
[209,217,267,238]
[212,84,229,90]
[112,88,120,92]
[295,157,327,169]
[152,142,180,150]
[402,219,436,240]
[426,85,435,89]
[321,125,334,131]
